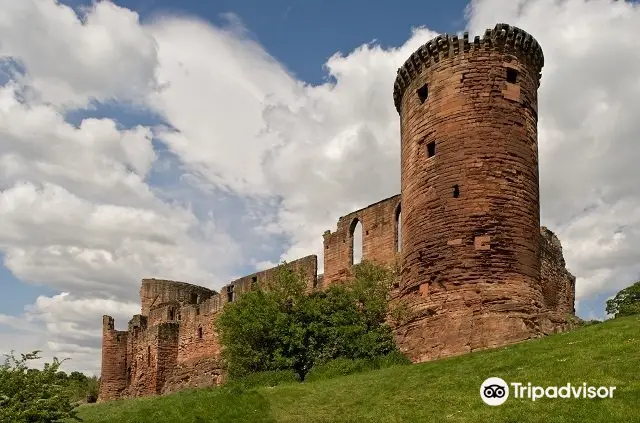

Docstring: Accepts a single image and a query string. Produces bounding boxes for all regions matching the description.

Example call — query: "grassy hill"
[74,315,640,423]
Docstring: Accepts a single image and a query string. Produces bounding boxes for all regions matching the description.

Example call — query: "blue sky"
[63,0,470,85]
[1,0,639,373]
[1,0,469,315]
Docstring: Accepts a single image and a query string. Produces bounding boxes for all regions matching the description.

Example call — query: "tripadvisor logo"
[480,377,509,406]
[480,377,617,406]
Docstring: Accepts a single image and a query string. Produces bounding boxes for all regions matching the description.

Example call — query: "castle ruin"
[99,23,576,402]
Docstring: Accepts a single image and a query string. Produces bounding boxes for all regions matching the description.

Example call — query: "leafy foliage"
[216,261,403,381]
[606,280,640,318]
[0,350,81,423]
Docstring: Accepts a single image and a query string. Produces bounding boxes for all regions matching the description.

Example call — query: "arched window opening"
[198,327,203,340]
[350,219,363,265]
[168,308,175,320]
[395,204,402,252]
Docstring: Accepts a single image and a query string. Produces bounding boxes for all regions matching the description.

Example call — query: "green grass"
[73,316,640,423]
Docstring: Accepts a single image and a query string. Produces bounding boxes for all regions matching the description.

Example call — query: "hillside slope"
[74,316,640,423]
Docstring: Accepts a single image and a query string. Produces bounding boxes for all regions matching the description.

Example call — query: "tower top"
[393,23,544,113]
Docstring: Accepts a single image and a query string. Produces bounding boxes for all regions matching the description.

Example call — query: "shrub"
[216,261,401,381]
[606,281,640,318]
[0,351,80,423]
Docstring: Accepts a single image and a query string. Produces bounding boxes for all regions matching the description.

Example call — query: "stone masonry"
[99,23,576,402]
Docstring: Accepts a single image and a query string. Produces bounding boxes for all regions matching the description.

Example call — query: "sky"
[0,0,639,375]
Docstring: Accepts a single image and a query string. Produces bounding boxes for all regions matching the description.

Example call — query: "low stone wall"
[162,357,225,395]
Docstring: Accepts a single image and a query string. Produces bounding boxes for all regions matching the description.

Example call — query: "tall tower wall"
[393,24,546,361]
[98,316,129,402]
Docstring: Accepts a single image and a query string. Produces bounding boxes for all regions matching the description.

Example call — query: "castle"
[99,23,576,402]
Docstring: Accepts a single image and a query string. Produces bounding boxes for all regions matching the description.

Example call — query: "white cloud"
[1,0,639,374]
[0,293,138,375]
[0,0,159,107]
[0,1,244,373]
[146,15,301,196]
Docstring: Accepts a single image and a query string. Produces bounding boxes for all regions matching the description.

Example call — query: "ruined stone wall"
[161,357,224,395]
[540,227,576,316]
[176,302,221,365]
[99,256,318,401]
[323,195,401,286]
[154,323,180,393]
[98,316,129,402]
[124,315,150,398]
[228,254,318,295]
[140,279,216,317]
[393,24,546,362]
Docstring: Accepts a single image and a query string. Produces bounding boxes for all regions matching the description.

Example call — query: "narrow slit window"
[506,68,518,83]
[198,327,203,339]
[147,346,151,366]
[416,84,428,103]
[453,185,460,198]
[196,307,200,316]
[427,141,436,158]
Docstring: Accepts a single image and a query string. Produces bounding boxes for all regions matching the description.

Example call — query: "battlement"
[393,23,544,112]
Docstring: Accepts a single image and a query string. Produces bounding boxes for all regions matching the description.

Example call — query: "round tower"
[393,24,545,361]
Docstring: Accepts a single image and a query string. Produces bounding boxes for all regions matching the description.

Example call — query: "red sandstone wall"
[176,303,221,365]
[162,357,224,395]
[98,316,129,402]
[140,279,216,316]
[147,302,181,327]
[154,323,180,393]
[99,256,318,401]
[540,227,576,315]
[126,319,157,397]
[323,195,401,285]
[393,24,546,362]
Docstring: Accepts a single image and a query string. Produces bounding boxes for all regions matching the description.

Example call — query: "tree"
[0,351,80,423]
[215,261,399,381]
[606,281,640,318]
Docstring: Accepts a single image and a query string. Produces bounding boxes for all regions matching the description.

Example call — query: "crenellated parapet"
[393,23,544,112]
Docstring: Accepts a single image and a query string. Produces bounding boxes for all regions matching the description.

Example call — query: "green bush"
[0,351,80,423]
[216,261,402,381]
[606,280,640,318]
